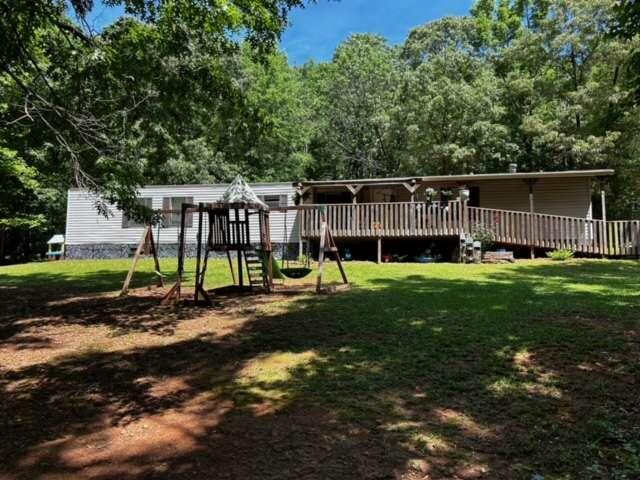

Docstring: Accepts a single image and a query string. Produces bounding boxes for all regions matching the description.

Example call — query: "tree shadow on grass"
[0,267,159,299]
[0,261,639,479]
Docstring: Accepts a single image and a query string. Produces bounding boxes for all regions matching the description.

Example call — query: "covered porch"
[291,169,640,259]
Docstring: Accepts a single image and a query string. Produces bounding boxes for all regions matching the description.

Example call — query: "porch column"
[345,184,363,204]
[295,183,312,204]
[295,183,312,257]
[526,179,537,259]
[402,180,420,203]
[403,180,420,234]
[346,184,364,235]
[377,237,382,264]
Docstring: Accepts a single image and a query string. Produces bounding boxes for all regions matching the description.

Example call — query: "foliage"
[3,0,640,261]
[470,222,497,251]
[0,0,311,261]
[303,34,402,179]
[611,0,640,101]
[0,146,47,262]
[546,248,575,261]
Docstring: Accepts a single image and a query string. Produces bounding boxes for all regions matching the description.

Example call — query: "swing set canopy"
[212,175,269,211]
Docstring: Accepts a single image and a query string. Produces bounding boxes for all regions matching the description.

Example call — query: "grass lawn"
[1,258,639,479]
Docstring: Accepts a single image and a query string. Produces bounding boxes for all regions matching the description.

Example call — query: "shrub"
[470,222,496,252]
[546,248,574,261]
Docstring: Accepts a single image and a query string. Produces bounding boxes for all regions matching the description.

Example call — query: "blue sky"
[80,0,474,65]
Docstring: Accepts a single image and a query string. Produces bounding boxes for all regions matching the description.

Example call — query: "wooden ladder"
[244,249,267,290]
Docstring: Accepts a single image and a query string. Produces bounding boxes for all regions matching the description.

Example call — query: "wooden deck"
[299,201,640,257]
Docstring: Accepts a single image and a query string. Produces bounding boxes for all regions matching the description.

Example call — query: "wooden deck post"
[601,190,608,256]
[377,237,382,264]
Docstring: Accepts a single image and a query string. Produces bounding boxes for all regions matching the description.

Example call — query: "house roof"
[295,169,615,187]
[47,234,65,244]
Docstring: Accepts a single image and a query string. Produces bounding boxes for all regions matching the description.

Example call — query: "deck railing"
[300,201,466,238]
[299,202,640,257]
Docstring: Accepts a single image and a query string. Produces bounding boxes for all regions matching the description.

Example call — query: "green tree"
[0,147,46,262]
[239,46,313,181]
[396,49,514,175]
[0,0,311,214]
[611,0,640,101]
[305,34,402,179]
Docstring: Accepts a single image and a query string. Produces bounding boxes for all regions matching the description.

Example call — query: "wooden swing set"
[120,202,349,303]
[120,224,163,296]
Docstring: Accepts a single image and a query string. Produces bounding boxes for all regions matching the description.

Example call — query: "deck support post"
[377,237,382,264]
[601,190,608,257]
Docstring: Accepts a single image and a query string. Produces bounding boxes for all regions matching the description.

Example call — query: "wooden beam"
[148,225,163,287]
[345,184,364,203]
[601,190,608,256]
[194,204,204,302]
[120,226,151,296]
[316,221,327,292]
[235,209,243,288]
[402,182,421,194]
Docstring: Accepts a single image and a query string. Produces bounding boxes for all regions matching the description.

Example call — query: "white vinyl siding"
[65,183,297,246]
[121,197,153,228]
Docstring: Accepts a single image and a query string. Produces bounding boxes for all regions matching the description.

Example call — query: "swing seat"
[280,267,313,279]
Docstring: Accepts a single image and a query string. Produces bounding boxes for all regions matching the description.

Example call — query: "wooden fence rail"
[299,202,640,257]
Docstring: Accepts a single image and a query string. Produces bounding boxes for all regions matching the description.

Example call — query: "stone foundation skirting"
[65,242,301,260]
